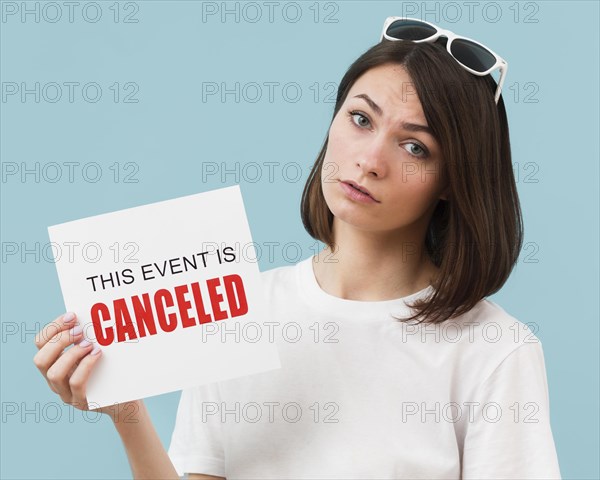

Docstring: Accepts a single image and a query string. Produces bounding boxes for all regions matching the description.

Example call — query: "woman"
[33,17,561,479]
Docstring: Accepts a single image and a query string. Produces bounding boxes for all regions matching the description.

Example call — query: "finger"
[67,345,103,409]
[48,358,80,395]
[33,322,84,377]
[34,312,78,350]
[46,339,96,403]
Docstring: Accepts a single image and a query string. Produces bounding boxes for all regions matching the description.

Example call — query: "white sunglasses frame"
[379,16,508,104]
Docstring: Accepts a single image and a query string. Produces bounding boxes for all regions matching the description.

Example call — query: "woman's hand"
[32,311,137,418]
[33,313,180,478]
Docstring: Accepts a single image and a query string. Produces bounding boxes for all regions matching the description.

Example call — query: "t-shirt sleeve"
[461,340,562,479]
[167,383,226,478]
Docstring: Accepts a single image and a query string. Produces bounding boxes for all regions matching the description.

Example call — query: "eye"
[347,109,431,159]
[348,110,371,129]
[402,142,429,159]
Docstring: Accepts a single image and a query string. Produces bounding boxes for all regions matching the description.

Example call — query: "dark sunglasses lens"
[386,19,437,40]
[450,39,496,72]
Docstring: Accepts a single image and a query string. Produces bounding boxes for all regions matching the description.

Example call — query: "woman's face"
[321,63,448,238]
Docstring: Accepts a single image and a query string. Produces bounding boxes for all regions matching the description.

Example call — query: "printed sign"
[48,185,281,409]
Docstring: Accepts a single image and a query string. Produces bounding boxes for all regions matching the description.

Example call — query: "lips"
[341,180,378,202]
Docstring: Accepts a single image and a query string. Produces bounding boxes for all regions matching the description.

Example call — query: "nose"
[356,133,390,178]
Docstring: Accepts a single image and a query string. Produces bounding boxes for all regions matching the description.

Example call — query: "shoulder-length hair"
[300,39,523,325]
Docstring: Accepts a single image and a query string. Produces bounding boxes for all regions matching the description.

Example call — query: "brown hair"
[300,39,523,325]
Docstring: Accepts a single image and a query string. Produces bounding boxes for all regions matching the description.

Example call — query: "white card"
[47,185,281,409]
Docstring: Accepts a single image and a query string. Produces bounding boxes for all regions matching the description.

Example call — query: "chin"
[330,207,384,232]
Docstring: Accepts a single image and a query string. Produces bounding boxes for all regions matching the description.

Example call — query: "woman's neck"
[312,221,438,301]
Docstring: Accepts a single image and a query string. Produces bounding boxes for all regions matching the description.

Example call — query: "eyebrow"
[352,93,433,136]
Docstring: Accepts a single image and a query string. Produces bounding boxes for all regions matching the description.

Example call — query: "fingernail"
[79,339,91,348]
[91,345,101,355]
[63,312,76,323]
[69,324,83,336]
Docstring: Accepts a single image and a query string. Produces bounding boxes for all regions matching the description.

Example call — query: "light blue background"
[1,1,598,478]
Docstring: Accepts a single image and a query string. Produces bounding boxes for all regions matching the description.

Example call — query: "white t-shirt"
[167,256,562,479]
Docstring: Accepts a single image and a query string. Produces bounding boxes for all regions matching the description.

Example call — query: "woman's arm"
[111,401,226,480]
[461,341,561,479]
[110,400,181,479]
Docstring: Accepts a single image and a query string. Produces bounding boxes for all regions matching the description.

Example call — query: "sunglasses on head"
[380,17,508,104]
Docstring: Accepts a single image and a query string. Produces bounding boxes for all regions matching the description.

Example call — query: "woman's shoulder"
[440,297,545,375]
[260,261,299,278]
[459,297,541,344]
[259,257,309,288]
